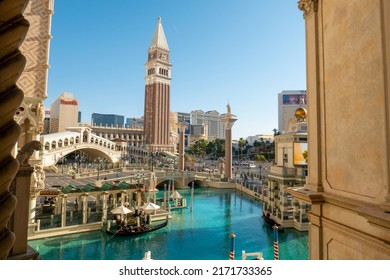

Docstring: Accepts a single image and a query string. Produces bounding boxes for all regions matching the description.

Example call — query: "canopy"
[101,182,113,191]
[170,191,182,199]
[161,151,178,159]
[61,184,78,194]
[81,183,97,192]
[118,181,131,190]
[111,206,133,215]
[141,202,161,211]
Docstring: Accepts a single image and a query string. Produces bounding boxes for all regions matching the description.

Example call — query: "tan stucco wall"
[297,0,390,259]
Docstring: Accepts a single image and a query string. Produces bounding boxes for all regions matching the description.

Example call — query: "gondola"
[105,218,168,236]
[262,211,285,233]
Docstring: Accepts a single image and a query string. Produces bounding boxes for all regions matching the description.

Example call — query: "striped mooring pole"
[190,181,194,211]
[229,233,236,260]
[273,225,279,260]
[163,184,167,205]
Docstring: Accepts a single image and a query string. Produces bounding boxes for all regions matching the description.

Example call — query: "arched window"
[45,142,50,150]
[64,138,69,146]
[51,141,56,149]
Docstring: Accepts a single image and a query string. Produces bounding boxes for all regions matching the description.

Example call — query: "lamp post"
[96,157,102,180]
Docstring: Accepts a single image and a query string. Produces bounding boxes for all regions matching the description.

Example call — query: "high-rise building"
[91,113,124,127]
[278,90,306,134]
[177,112,191,149]
[143,16,172,152]
[49,92,79,133]
[126,117,144,128]
[190,110,225,141]
[189,124,208,146]
[42,107,50,135]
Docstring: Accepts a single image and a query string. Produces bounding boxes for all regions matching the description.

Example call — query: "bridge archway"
[41,128,123,167]
[186,180,203,188]
[54,148,114,166]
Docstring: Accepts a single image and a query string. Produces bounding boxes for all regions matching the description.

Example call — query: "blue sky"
[45,0,306,140]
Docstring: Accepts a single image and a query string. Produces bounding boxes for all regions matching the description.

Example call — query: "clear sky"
[45,0,306,140]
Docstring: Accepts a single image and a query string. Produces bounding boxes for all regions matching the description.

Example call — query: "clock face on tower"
[160,53,167,60]
[149,53,154,60]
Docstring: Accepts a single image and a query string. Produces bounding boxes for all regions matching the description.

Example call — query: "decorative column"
[102,192,108,222]
[120,191,126,206]
[28,165,45,224]
[9,165,33,256]
[298,0,321,193]
[60,194,67,228]
[82,193,88,224]
[220,104,237,180]
[9,141,42,259]
[177,120,187,171]
[0,0,30,260]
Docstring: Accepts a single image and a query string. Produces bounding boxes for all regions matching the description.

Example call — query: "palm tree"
[238,137,248,165]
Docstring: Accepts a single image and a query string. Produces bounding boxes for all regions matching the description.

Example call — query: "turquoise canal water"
[28,188,308,260]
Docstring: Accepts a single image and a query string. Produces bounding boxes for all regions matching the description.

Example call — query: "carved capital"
[298,0,318,19]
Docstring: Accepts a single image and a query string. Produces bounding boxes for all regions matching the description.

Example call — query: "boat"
[262,211,284,232]
[105,217,168,236]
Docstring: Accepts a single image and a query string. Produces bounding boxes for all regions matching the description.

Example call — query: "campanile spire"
[143,17,173,152]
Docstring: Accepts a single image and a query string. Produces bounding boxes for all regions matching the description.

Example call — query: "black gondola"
[262,211,285,232]
[105,218,168,236]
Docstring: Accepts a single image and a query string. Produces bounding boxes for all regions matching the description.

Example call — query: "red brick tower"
[144,16,172,152]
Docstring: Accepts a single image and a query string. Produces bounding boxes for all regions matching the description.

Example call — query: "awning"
[118,181,131,190]
[101,182,113,191]
[62,184,79,194]
[81,183,98,192]
[118,181,137,190]
[161,151,178,159]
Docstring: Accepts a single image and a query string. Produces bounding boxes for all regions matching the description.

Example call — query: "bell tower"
[144,16,172,152]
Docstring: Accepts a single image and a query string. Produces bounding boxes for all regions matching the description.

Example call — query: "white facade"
[49,92,79,133]
[190,110,224,141]
[278,90,306,134]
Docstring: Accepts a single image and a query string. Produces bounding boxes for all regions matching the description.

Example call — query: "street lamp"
[75,151,85,174]
[96,157,102,180]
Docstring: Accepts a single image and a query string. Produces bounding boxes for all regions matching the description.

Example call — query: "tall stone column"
[82,194,88,224]
[60,194,67,228]
[120,191,126,206]
[221,104,237,180]
[0,0,30,260]
[9,166,33,256]
[177,121,187,171]
[102,192,108,222]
